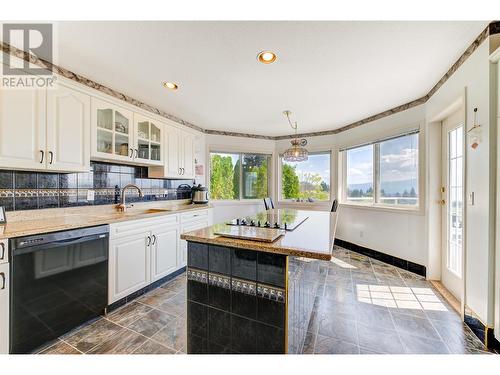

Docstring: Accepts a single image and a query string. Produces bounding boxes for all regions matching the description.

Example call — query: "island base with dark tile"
[186,241,322,354]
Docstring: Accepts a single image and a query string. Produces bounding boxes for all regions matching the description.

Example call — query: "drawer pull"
[0,243,4,260]
[0,272,5,290]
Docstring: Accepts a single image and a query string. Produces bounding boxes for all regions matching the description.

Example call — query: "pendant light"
[282,110,308,162]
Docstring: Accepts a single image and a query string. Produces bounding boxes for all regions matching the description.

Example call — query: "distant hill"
[348,179,418,195]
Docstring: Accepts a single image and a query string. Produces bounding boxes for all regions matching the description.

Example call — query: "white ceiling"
[54,21,488,136]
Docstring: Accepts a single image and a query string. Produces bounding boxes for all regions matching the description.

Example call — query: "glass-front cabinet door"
[92,98,134,162]
[134,114,162,165]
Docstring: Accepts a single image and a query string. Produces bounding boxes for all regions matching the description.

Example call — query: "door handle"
[181,168,185,175]
[147,236,151,246]
[0,243,5,260]
[0,272,5,290]
[152,235,156,245]
[130,148,134,158]
[39,150,44,164]
[49,151,54,164]
[439,199,446,206]
[134,149,138,159]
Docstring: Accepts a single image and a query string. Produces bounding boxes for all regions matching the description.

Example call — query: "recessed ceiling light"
[257,51,277,64]
[163,82,178,90]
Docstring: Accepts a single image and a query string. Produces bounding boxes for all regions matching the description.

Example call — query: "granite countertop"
[0,201,211,240]
[181,209,337,261]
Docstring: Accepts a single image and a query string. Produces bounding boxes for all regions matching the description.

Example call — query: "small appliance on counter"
[192,184,209,204]
[176,184,193,200]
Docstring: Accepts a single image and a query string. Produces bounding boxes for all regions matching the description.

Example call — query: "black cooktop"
[226,209,308,231]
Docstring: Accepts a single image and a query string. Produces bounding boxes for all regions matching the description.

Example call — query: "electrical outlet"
[87,190,95,201]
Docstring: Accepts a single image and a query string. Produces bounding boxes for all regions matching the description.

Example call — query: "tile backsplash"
[0,161,195,211]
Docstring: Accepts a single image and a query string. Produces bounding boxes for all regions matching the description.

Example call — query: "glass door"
[134,115,162,165]
[447,126,464,276]
[441,111,464,300]
[94,98,132,161]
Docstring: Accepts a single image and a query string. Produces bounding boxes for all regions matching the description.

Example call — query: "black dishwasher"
[9,225,109,353]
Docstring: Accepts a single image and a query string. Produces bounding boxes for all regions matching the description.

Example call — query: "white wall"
[426,40,495,324]
[276,105,427,266]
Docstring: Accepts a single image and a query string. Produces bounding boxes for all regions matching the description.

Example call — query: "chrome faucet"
[117,184,144,212]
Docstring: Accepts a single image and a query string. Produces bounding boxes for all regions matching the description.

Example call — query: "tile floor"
[38,247,494,354]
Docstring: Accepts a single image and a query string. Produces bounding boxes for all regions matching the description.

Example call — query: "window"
[209,152,271,200]
[280,152,331,202]
[342,131,419,208]
[346,144,373,203]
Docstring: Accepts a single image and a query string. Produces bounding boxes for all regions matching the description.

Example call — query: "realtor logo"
[2,23,53,76]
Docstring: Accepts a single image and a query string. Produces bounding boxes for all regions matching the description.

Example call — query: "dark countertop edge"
[181,234,333,261]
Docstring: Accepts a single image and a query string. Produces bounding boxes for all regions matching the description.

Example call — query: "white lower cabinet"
[109,232,150,304]
[151,224,179,282]
[0,262,9,354]
[108,209,211,304]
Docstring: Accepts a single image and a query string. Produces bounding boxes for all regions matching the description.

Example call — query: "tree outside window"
[210,152,271,200]
[281,153,331,202]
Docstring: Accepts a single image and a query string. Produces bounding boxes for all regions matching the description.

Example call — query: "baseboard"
[464,306,500,350]
[334,238,426,277]
[107,266,186,312]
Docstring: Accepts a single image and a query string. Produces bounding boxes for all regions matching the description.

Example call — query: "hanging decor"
[282,110,309,162]
[467,107,482,150]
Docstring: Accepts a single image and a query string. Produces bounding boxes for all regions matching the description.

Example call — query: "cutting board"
[214,225,285,243]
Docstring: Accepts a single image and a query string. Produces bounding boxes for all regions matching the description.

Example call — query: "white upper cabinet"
[91,97,134,163]
[0,88,47,170]
[149,124,196,179]
[133,113,163,166]
[181,131,195,179]
[46,83,91,172]
[0,82,90,173]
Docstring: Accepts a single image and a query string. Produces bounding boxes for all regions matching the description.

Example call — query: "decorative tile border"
[257,283,286,303]
[231,277,257,296]
[2,21,498,140]
[187,268,208,284]
[208,272,231,290]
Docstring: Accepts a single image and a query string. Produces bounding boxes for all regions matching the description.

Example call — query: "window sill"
[339,202,423,215]
[277,201,331,209]
[211,200,264,206]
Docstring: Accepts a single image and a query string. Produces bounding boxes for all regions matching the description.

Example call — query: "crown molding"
[1,21,498,140]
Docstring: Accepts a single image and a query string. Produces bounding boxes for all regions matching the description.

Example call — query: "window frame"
[208,150,273,202]
[277,150,333,204]
[340,129,422,212]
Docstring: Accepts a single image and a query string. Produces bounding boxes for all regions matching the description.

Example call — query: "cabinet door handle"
[39,150,44,164]
[129,148,134,158]
[0,243,5,260]
[0,272,5,290]
[49,151,54,164]
[147,236,151,246]
[134,149,138,159]
[152,235,157,245]
[181,168,185,175]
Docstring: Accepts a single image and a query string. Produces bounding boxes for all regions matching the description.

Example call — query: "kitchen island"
[180,209,337,354]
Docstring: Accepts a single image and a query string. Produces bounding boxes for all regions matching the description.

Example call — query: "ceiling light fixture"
[282,110,308,162]
[163,82,178,91]
[257,50,277,64]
